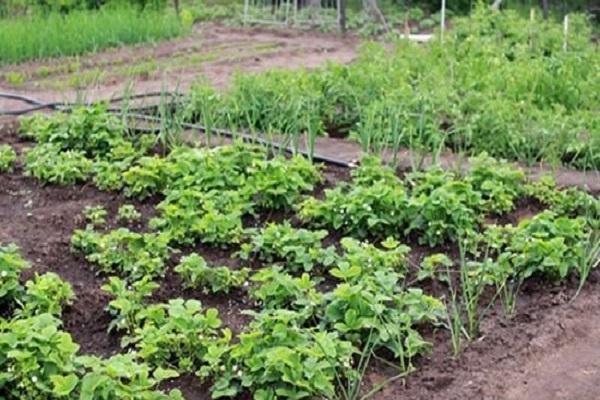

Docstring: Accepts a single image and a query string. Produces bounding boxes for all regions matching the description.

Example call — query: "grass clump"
[0,6,184,65]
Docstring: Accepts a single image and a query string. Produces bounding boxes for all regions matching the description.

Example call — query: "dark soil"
[2,123,600,400]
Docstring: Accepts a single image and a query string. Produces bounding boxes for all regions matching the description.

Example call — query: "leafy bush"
[101,276,158,335]
[0,244,30,305]
[117,204,142,223]
[330,237,410,281]
[243,155,322,210]
[131,299,230,373]
[71,227,171,280]
[497,211,588,280]
[76,354,183,400]
[201,309,355,400]
[250,266,323,316]
[25,144,93,185]
[174,253,250,294]
[0,313,80,399]
[298,157,408,239]
[466,152,526,214]
[17,272,75,317]
[0,144,17,172]
[239,222,336,273]
[406,168,482,246]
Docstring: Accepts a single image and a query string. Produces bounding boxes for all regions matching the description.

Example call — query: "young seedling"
[117,204,142,223]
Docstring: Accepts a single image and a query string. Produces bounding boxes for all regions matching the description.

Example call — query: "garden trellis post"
[563,14,569,51]
[440,0,446,42]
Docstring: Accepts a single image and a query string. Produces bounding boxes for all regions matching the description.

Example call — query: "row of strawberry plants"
[17,105,599,302]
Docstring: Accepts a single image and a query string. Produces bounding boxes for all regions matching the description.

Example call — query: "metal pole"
[440,0,446,42]
[563,14,569,51]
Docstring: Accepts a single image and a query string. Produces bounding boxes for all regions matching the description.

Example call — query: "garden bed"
[1,111,599,399]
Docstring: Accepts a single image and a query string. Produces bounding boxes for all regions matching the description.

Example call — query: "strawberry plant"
[331,237,410,282]
[92,160,130,191]
[324,270,445,371]
[250,266,323,317]
[83,205,108,227]
[299,180,407,240]
[497,211,588,280]
[351,155,403,186]
[163,143,265,193]
[150,189,249,246]
[76,354,183,400]
[526,176,600,229]
[406,168,482,246]
[0,144,17,173]
[92,137,156,192]
[175,253,250,294]
[131,299,230,373]
[25,144,93,185]
[20,105,126,159]
[466,152,525,214]
[298,156,408,239]
[123,155,169,199]
[101,276,158,335]
[239,222,336,273]
[17,272,75,317]
[243,155,322,210]
[117,204,142,223]
[202,309,355,400]
[416,253,453,282]
[71,227,171,280]
[0,313,80,399]
[0,244,29,305]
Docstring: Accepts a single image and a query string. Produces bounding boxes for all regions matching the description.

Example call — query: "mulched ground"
[2,125,600,400]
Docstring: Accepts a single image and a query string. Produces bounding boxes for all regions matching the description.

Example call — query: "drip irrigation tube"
[125,112,353,168]
[0,91,183,116]
[0,92,353,168]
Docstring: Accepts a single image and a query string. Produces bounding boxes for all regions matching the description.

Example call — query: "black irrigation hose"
[125,113,353,168]
[0,92,353,168]
[0,91,182,116]
[0,92,48,105]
